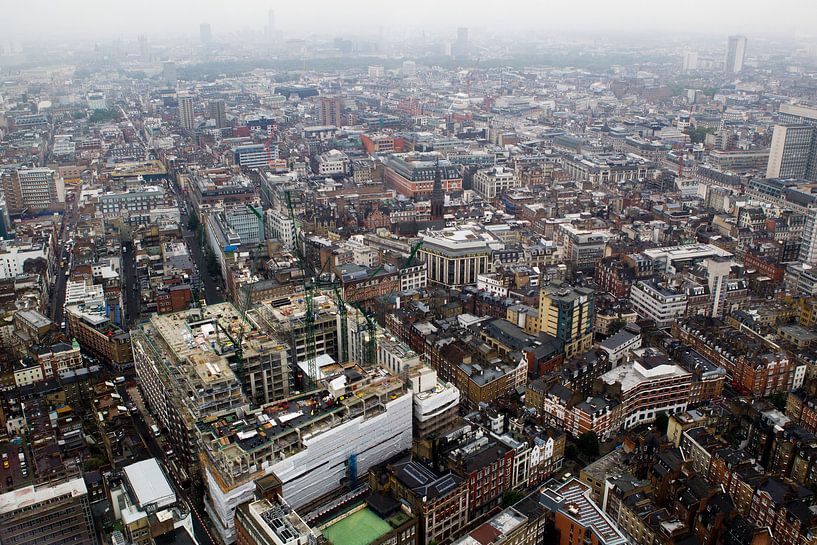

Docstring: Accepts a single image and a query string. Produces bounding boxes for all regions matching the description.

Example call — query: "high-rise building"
[266,8,275,38]
[767,103,817,180]
[162,61,177,87]
[682,51,698,71]
[2,167,65,213]
[368,65,385,79]
[137,34,149,60]
[402,60,417,77]
[725,35,747,74]
[0,478,98,545]
[207,99,227,128]
[178,95,195,131]
[767,125,813,179]
[538,282,595,358]
[455,26,469,58]
[200,23,212,46]
[318,95,343,127]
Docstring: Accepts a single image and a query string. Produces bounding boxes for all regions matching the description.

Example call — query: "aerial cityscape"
[2,2,817,545]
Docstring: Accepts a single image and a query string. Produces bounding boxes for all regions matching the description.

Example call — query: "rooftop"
[0,477,88,515]
[546,479,628,545]
[123,458,176,510]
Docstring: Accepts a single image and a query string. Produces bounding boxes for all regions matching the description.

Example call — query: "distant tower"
[402,60,417,77]
[266,9,275,37]
[454,27,470,58]
[162,61,177,87]
[137,35,149,61]
[318,96,343,127]
[207,100,227,128]
[431,159,445,220]
[179,95,195,131]
[200,23,213,46]
[682,51,698,72]
[725,35,747,74]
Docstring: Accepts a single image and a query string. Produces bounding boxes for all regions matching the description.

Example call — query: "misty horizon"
[2,0,816,44]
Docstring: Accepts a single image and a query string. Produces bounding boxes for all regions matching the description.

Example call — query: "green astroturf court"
[322,507,392,545]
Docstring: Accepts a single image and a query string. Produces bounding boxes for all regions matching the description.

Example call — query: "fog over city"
[2,0,817,40]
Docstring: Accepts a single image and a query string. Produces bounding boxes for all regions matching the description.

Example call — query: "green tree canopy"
[577,431,600,459]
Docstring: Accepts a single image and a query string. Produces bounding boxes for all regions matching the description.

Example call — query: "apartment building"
[2,167,65,213]
[600,347,692,430]
[538,282,595,359]
[0,478,97,545]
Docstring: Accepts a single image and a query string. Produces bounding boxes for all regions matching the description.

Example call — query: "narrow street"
[121,240,140,326]
[176,189,224,305]
[122,386,216,545]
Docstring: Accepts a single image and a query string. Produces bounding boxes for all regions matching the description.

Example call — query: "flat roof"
[123,458,176,509]
[0,477,87,514]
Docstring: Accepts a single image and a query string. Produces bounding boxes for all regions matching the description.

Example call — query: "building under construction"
[197,371,412,544]
[131,302,291,479]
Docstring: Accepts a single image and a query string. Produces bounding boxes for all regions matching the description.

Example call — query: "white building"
[0,239,50,280]
[419,226,496,286]
[265,209,296,251]
[477,273,509,298]
[630,280,687,329]
[233,144,277,169]
[402,60,417,77]
[86,91,108,110]
[598,326,642,367]
[399,262,427,292]
[601,348,692,430]
[317,149,350,176]
[472,166,522,200]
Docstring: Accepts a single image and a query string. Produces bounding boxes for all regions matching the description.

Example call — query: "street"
[177,196,224,305]
[122,386,216,545]
[50,184,80,325]
[121,240,140,326]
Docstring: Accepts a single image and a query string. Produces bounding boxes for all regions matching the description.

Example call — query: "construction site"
[197,372,412,544]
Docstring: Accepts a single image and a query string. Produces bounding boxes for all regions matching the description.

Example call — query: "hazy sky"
[1,0,815,42]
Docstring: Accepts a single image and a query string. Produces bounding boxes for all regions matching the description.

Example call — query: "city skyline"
[2,0,817,42]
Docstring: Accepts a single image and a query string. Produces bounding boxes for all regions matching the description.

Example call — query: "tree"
[88,109,118,123]
[576,431,600,459]
[655,412,670,435]
[187,212,199,231]
[205,248,221,278]
[608,318,627,335]
[768,392,787,411]
[565,444,579,461]
[84,457,106,471]
[688,126,715,144]
[502,490,525,507]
